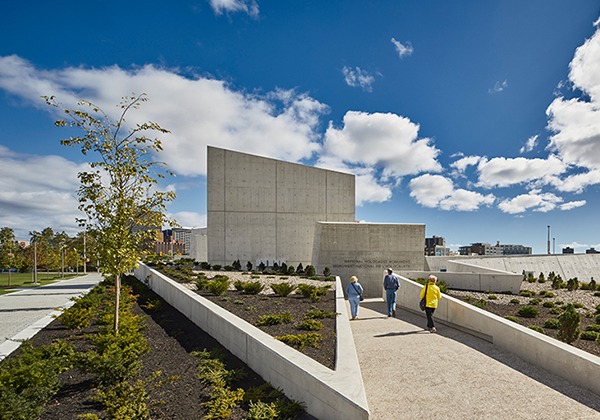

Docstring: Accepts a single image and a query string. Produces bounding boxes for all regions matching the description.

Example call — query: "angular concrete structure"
[312,222,425,297]
[207,146,355,267]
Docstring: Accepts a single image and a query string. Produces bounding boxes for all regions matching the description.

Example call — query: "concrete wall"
[189,228,208,263]
[313,222,425,298]
[207,146,355,267]
[134,263,370,420]
[399,270,523,293]
[395,275,600,397]
[426,254,600,284]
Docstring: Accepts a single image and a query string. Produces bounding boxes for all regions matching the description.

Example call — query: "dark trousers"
[425,307,436,329]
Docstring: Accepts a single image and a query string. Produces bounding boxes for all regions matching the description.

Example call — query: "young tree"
[45,94,175,333]
[0,227,18,286]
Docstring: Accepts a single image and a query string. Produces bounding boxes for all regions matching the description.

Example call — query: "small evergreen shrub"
[517,305,540,318]
[557,304,581,344]
[510,298,520,304]
[573,302,584,309]
[544,318,560,329]
[550,307,563,315]
[580,331,599,341]
[242,281,265,295]
[519,290,534,297]
[542,301,555,308]
[304,309,337,319]
[487,294,497,300]
[233,280,245,291]
[528,298,542,305]
[256,312,293,326]
[275,333,322,351]
[528,325,545,334]
[594,292,600,297]
[297,319,323,331]
[304,265,316,277]
[585,324,600,332]
[212,264,222,271]
[270,282,296,297]
[567,277,579,291]
[504,316,519,323]
[207,278,230,296]
[472,299,487,309]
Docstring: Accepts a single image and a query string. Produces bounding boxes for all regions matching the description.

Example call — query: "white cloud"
[498,190,563,214]
[450,155,483,174]
[208,0,259,16]
[391,38,413,58]
[315,155,392,206]
[408,174,494,211]
[519,134,538,154]
[476,156,567,188]
[0,149,86,239]
[169,211,207,228]
[0,56,328,178]
[552,169,600,193]
[489,80,508,94]
[322,111,442,179]
[560,200,586,211]
[342,66,376,92]
[546,22,600,183]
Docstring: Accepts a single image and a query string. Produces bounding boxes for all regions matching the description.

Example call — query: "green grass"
[0,272,82,295]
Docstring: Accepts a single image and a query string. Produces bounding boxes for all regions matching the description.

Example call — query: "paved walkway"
[0,273,103,360]
[351,299,600,419]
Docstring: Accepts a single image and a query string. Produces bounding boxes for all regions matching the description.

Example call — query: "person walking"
[383,268,400,317]
[346,276,363,320]
[420,274,442,332]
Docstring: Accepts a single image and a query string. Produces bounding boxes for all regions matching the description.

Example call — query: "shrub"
[537,273,546,283]
[275,333,322,351]
[232,259,242,271]
[517,305,540,318]
[552,275,565,289]
[487,294,497,300]
[589,278,597,291]
[518,290,534,297]
[510,298,520,304]
[323,267,331,277]
[247,401,279,419]
[557,304,581,344]
[573,302,584,309]
[585,324,600,332]
[544,318,560,329]
[527,272,536,283]
[246,261,253,271]
[256,312,293,326]
[296,284,330,302]
[596,314,600,323]
[224,265,234,272]
[297,319,323,331]
[242,281,265,295]
[472,299,487,309]
[542,291,555,298]
[304,309,337,319]
[528,298,542,305]
[0,341,74,419]
[200,262,211,270]
[504,316,519,323]
[580,331,599,341]
[550,307,563,315]
[207,278,230,296]
[567,277,579,291]
[212,264,222,271]
[528,325,545,334]
[542,301,555,308]
[233,280,245,291]
[195,275,209,291]
[287,265,296,275]
[270,282,296,297]
[304,265,316,277]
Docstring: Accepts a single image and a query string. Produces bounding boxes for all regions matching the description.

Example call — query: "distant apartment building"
[459,241,531,256]
[563,247,575,254]
[159,228,191,255]
[425,236,450,256]
[586,247,599,254]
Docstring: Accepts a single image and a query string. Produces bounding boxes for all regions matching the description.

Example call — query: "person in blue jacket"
[346,276,363,320]
[383,268,400,317]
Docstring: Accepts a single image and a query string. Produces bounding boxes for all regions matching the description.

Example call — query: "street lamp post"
[61,245,65,278]
[33,239,38,284]
[83,229,87,274]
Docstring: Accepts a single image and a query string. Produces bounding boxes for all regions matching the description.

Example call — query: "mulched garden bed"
[3,276,315,419]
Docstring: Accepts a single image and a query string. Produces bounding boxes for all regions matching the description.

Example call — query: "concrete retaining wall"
[396,275,600,397]
[399,270,523,294]
[135,263,369,420]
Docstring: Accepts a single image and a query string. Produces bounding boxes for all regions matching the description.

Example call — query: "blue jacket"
[383,274,399,291]
[346,282,363,297]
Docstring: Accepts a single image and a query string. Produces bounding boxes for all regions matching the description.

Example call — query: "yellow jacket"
[420,283,441,308]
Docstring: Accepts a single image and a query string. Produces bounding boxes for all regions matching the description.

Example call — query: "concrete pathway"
[351,298,600,419]
[0,273,103,360]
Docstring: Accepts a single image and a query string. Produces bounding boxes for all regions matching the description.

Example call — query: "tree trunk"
[114,273,120,334]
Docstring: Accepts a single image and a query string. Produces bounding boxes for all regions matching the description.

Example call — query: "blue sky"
[1,1,600,254]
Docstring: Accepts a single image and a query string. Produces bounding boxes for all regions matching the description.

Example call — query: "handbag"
[419,282,429,311]
[351,283,364,301]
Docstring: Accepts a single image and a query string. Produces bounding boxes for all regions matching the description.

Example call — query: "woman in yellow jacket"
[420,275,442,333]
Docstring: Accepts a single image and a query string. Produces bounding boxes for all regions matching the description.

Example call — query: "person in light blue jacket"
[346,276,364,320]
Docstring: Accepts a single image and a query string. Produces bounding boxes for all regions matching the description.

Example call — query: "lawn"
[0,272,82,295]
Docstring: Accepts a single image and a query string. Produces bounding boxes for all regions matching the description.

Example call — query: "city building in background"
[425,236,450,256]
[459,241,532,256]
